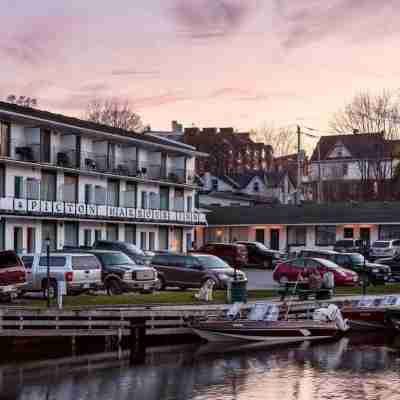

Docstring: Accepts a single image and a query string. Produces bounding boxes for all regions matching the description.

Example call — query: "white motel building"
[0,101,207,253]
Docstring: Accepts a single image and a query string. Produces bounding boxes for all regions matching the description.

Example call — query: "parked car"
[297,249,390,285]
[273,257,359,286]
[333,239,366,254]
[0,250,26,301]
[93,240,146,264]
[21,253,102,298]
[236,241,286,269]
[370,239,400,260]
[375,254,400,281]
[151,253,247,290]
[63,249,158,295]
[196,243,248,268]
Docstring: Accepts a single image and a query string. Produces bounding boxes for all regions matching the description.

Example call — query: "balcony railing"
[14,143,41,163]
[56,148,80,169]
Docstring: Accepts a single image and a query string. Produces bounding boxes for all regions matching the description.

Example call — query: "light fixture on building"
[216,229,223,237]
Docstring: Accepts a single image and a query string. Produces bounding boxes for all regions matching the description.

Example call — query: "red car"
[0,250,26,301]
[196,243,248,269]
[273,257,358,287]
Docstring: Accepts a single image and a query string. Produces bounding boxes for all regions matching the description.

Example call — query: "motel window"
[94,186,106,205]
[94,229,103,242]
[107,180,119,206]
[84,230,92,247]
[160,187,169,210]
[125,225,136,245]
[41,171,57,201]
[0,121,10,157]
[42,221,57,251]
[27,227,36,253]
[149,232,155,251]
[379,225,400,240]
[106,224,119,241]
[141,191,148,209]
[315,226,336,246]
[26,178,40,199]
[287,226,306,246]
[13,227,23,254]
[124,182,137,208]
[343,227,354,239]
[186,196,193,212]
[84,184,93,204]
[14,176,24,198]
[64,222,79,248]
[159,227,169,250]
[140,232,147,250]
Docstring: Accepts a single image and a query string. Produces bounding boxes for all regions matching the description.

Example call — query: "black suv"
[93,240,146,264]
[151,253,247,290]
[236,241,285,269]
[375,254,400,281]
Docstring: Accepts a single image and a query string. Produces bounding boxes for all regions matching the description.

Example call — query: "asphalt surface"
[244,268,278,290]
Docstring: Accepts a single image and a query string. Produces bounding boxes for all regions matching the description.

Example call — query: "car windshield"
[195,255,230,269]
[349,254,365,263]
[124,243,145,255]
[97,253,135,266]
[373,241,390,248]
[255,242,270,251]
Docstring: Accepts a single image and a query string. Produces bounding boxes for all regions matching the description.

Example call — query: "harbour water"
[2,332,400,400]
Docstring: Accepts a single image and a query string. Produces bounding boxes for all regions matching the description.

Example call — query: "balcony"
[56,148,79,169]
[14,143,41,163]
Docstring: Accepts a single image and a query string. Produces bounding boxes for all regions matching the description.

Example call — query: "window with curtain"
[287,226,306,246]
[315,226,336,246]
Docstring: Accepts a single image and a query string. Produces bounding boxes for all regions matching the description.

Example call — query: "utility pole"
[297,125,302,205]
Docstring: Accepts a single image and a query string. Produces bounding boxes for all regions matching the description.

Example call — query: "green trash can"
[227,280,248,303]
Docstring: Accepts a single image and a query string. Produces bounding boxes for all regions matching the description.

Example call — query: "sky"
[1,0,400,144]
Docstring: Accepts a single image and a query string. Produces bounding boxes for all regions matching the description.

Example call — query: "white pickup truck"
[21,253,102,297]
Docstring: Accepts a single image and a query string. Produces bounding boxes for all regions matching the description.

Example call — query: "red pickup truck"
[0,250,26,301]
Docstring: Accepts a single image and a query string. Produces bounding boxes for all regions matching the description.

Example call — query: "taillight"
[65,272,73,282]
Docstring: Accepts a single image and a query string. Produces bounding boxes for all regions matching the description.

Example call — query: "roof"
[200,191,277,204]
[310,133,390,161]
[205,201,400,226]
[0,101,199,154]
[227,171,266,189]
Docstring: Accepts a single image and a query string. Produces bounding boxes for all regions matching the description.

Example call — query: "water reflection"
[1,333,400,400]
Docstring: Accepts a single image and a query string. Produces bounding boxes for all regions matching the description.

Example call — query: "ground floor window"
[13,226,23,253]
[84,229,92,247]
[315,226,336,246]
[27,227,36,253]
[287,226,306,246]
[159,227,169,250]
[106,224,118,241]
[125,225,136,244]
[186,232,193,250]
[379,225,400,240]
[344,227,354,238]
[149,232,155,251]
[64,222,79,248]
[95,229,103,242]
[42,221,57,251]
[140,232,147,250]
[173,228,183,252]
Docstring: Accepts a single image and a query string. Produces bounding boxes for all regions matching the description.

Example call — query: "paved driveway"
[244,268,279,290]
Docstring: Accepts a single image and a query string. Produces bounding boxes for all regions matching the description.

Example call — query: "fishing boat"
[189,302,349,344]
[341,296,400,331]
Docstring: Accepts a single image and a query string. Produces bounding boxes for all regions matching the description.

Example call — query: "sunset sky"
[1,0,399,141]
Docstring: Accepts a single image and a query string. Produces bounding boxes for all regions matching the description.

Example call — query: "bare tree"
[85,98,143,132]
[251,124,297,156]
[330,90,400,139]
[6,94,38,108]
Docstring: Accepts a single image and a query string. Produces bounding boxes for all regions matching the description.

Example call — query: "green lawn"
[17,284,400,309]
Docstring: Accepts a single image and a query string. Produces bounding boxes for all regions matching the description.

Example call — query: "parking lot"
[245,268,278,290]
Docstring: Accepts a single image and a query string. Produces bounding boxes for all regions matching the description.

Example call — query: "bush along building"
[201,202,400,253]
[0,102,207,253]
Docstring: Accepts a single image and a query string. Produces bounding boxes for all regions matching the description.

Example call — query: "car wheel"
[155,276,166,291]
[279,276,289,286]
[106,279,123,296]
[203,278,218,288]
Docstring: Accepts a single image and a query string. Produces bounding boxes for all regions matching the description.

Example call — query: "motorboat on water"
[341,295,400,331]
[189,302,349,344]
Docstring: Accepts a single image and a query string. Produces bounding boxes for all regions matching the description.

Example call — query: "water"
[2,333,400,400]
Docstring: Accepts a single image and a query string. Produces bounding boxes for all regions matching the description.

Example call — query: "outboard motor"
[313,304,349,332]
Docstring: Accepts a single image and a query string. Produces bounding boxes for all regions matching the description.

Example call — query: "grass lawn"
[16,283,400,309]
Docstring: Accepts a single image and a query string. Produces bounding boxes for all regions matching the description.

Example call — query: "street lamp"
[44,237,51,308]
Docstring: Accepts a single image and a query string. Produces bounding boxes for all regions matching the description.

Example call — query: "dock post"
[129,317,146,365]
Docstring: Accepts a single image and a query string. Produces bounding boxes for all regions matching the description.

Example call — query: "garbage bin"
[227,280,248,303]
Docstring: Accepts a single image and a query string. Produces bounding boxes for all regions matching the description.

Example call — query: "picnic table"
[277,282,333,301]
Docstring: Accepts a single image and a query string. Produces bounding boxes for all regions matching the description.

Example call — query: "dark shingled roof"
[0,101,197,152]
[206,202,400,225]
[228,171,265,189]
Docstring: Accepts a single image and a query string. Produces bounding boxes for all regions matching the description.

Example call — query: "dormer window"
[253,181,259,192]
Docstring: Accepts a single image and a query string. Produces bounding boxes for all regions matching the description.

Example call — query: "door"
[255,229,265,244]
[106,224,119,241]
[270,229,280,250]
[40,129,51,163]
[42,221,57,251]
[360,227,371,246]
[27,227,36,253]
[41,171,57,201]
[64,222,79,248]
[64,174,78,203]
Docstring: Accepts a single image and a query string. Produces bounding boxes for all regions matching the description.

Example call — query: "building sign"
[1,198,207,225]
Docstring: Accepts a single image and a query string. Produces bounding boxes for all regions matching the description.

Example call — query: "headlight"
[372,268,379,273]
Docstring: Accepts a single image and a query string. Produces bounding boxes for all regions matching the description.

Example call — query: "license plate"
[83,283,90,289]
[143,284,150,290]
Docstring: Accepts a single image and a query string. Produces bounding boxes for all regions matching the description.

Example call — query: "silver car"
[21,253,102,297]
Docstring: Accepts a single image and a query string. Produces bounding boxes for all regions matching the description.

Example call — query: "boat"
[341,296,400,331]
[189,302,349,344]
